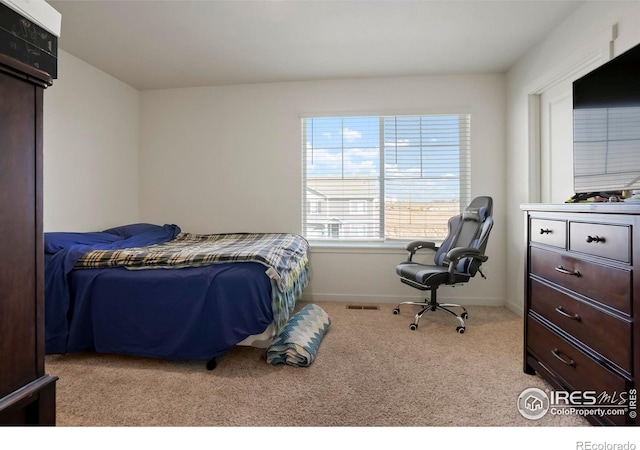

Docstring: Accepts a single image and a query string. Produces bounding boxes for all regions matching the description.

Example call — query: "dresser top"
[521,203,640,214]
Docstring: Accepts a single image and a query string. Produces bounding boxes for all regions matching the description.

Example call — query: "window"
[349,200,368,214]
[302,114,471,242]
[309,201,322,214]
[327,222,341,238]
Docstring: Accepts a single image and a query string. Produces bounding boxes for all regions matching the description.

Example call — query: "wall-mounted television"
[573,42,640,197]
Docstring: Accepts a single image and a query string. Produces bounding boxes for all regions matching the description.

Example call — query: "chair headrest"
[462,206,487,222]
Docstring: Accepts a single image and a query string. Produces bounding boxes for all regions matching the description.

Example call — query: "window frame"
[302,113,471,245]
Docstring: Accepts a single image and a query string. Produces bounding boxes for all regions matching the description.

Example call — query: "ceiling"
[47,0,584,91]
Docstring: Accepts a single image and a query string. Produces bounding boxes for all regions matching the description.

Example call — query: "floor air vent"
[346,305,379,310]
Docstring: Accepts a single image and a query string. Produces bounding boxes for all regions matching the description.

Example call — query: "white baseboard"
[505,300,524,318]
[301,292,504,306]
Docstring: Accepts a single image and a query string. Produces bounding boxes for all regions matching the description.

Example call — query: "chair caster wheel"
[392,308,400,315]
[461,312,468,319]
[456,326,465,334]
[409,323,418,331]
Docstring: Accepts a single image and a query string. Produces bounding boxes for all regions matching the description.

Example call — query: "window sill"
[308,240,440,255]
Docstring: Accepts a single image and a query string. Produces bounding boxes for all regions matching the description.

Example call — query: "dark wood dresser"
[522,203,639,426]
[0,54,57,425]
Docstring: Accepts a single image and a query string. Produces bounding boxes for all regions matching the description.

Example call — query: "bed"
[44,223,310,368]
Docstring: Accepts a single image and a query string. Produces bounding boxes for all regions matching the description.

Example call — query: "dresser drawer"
[530,279,632,373]
[530,218,566,248]
[569,222,630,263]
[527,317,629,425]
[530,246,631,315]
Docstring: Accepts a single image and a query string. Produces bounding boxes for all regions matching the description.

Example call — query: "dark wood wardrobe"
[0,52,57,424]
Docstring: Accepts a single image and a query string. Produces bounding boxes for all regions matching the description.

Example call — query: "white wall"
[43,49,140,232]
[39,1,640,310]
[505,2,640,315]
[140,74,506,305]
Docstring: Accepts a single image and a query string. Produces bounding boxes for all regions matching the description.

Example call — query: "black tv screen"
[573,42,640,195]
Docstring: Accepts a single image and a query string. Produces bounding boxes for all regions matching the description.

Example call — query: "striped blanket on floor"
[266,304,331,367]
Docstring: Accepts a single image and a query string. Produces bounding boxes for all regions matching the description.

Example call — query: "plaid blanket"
[75,232,310,330]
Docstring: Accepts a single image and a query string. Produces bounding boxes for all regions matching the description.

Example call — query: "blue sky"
[304,115,467,202]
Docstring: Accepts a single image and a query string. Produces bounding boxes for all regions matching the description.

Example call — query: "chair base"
[393,298,468,333]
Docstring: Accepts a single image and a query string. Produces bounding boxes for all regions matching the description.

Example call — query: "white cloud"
[342,128,362,142]
[345,147,378,159]
[307,147,379,177]
[385,164,421,177]
[306,148,342,173]
[384,139,410,147]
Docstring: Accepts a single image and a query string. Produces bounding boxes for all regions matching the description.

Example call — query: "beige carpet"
[45,302,589,427]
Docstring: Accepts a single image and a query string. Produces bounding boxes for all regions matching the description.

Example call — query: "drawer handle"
[540,228,552,234]
[586,235,605,243]
[555,306,581,321]
[554,266,581,277]
[551,348,576,367]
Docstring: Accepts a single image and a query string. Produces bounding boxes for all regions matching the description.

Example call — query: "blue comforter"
[44,223,307,361]
[44,223,182,354]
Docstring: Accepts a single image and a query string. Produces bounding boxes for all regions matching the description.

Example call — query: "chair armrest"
[445,247,488,264]
[444,247,489,282]
[405,240,437,261]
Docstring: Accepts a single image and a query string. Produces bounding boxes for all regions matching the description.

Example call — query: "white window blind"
[302,114,471,241]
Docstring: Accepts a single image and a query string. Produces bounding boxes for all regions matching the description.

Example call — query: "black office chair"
[393,196,493,333]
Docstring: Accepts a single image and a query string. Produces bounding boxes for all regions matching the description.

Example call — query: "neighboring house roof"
[306,186,328,200]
